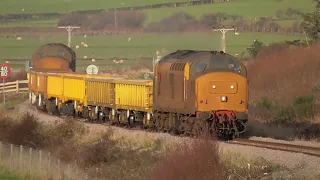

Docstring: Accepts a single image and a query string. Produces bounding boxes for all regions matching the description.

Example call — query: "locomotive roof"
[159,50,236,63]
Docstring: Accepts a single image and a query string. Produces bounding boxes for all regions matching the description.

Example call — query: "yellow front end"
[196,72,248,113]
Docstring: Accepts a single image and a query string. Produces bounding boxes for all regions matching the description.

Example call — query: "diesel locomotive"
[27,43,248,139]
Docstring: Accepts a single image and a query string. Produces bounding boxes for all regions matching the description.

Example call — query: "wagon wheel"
[128,116,135,128]
[192,120,202,137]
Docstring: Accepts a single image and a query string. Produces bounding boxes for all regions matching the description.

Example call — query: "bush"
[256,42,290,59]
[247,39,264,57]
[0,112,45,147]
[252,95,315,124]
[145,12,198,32]
[248,43,320,107]
[58,11,146,30]
[150,137,225,180]
[6,69,27,82]
[247,43,320,125]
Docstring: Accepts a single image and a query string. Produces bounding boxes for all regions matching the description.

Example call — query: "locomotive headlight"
[212,85,216,89]
[230,85,234,89]
[221,96,227,102]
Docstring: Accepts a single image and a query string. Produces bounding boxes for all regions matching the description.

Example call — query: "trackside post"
[0,63,12,107]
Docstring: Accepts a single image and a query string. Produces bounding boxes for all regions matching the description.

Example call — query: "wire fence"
[0,141,88,180]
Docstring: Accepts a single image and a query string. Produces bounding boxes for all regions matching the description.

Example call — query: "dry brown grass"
[248,43,320,106]
[150,137,225,180]
[0,110,158,180]
[245,43,320,139]
[149,134,284,180]
[3,107,315,179]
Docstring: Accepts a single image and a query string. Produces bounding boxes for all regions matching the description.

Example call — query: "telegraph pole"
[58,26,80,47]
[213,27,235,53]
[114,8,117,28]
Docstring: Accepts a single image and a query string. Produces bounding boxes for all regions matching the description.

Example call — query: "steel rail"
[230,138,320,158]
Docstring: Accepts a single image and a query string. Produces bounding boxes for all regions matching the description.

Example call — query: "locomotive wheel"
[192,120,202,136]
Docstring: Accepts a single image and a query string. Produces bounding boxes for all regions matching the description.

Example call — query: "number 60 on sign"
[0,64,12,79]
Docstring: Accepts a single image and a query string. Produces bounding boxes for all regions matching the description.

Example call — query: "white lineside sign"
[86,64,99,75]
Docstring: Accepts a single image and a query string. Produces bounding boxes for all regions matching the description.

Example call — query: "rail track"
[229,138,320,158]
[22,103,320,158]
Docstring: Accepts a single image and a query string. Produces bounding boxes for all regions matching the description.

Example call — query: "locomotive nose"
[196,72,248,112]
[209,81,238,94]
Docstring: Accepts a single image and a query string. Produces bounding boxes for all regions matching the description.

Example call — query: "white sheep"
[75,45,79,49]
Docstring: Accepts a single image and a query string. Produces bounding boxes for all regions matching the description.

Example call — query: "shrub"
[0,112,45,148]
[247,42,320,125]
[248,43,320,107]
[247,39,264,57]
[150,137,226,180]
[6,69,27,82]
[145,12,197,32]
[58,11,146,30]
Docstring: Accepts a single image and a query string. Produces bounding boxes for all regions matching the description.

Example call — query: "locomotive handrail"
[0,79,28,94]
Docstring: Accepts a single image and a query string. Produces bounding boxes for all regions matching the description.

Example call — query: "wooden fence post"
[39,150,42,172]
[10,144,13,171]
[16,80,19,94]
[20,145,23,173]
[29,147,32,174]
[48,152,51,173]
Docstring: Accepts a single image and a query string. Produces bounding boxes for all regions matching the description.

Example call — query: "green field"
[0,168,25,180]
[145,0,315,23]
[0,32,303,69]
[0,173,20,180]
[0,0,315,28]
[0,0,315,15]
[0,19,59,27]
[0,0,187,14]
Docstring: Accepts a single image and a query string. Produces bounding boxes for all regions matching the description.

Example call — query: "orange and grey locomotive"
[153,50,248,139]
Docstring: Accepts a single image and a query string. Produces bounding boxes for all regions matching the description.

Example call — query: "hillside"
[0,0,316,28]
[0,0,188,14]
[145,0,315,23]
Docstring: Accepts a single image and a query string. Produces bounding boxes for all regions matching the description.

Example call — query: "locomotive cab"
[192,52,248,137]
[154,50,249,139]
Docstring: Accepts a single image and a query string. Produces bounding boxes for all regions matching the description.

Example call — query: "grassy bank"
[0,105,294,180]
[0,168,32,180]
